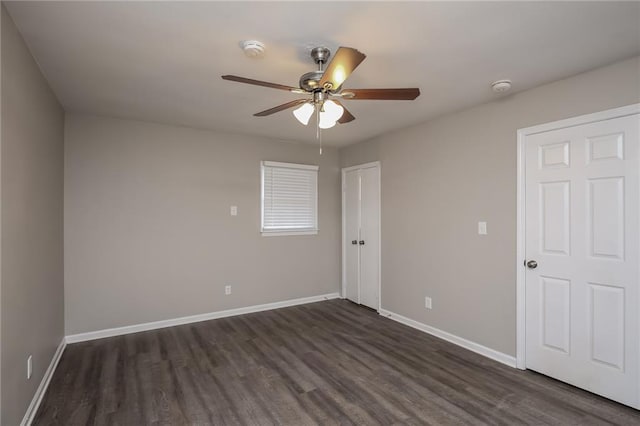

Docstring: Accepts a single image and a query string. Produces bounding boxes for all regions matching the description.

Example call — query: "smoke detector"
[491,79,512,93]
[241,40,265,58]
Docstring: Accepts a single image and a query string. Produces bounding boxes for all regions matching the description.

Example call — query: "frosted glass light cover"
[319,113,337,129]
[323,100,344,122]
[293,102,314,125]
[318,100,344,129]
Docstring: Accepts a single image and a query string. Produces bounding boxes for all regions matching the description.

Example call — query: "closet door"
[342,163,380,310]
[344,169,360,303]
[359,166,380,310]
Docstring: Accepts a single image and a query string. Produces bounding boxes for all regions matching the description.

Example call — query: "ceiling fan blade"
[222,75,301,92]
[334,101,355,124]
[254,99,308,117]
[319,47,366,91]
[341,88,420,100]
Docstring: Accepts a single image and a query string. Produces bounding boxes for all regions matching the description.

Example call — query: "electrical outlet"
[225,285,232,295]
[425,297,432,310]
[230,206,238,216]
[27,355,33,380]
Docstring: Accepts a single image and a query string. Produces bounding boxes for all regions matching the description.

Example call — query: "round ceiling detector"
[241,40,265,58]
[491,79,512,93]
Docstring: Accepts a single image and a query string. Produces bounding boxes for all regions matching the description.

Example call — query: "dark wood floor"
[35,299,639,425]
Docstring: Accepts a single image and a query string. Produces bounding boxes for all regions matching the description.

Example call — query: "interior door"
[524,113,639,407]
[344,169,360,303]
[359,166,380,310]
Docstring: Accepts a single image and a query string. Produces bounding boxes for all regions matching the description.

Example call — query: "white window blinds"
[261,161,318,235]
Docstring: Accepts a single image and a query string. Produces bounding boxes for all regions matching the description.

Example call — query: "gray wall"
[341,56,640,356]
[1,5,65,425]
[64,114,341,335]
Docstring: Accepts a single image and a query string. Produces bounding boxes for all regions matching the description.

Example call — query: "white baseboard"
[66,292,341,344]
[379,309,517,368]
[20,338,67,426]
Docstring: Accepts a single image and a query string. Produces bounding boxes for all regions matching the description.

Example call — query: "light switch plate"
[478,221,487,235]
[230,206,238,216]
[425,297,432,310]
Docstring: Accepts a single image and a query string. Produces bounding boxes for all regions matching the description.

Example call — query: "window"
[261,161,318,236]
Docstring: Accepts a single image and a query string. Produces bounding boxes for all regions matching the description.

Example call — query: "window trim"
[260,161,319,237]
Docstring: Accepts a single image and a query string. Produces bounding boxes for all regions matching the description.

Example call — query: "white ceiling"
[6,1,640,147]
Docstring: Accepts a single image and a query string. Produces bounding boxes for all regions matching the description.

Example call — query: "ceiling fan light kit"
[222,45,420,149]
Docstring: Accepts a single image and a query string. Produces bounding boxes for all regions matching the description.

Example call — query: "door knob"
[351,240,358,245]
[359,240,365,245]
[526,260,538,269]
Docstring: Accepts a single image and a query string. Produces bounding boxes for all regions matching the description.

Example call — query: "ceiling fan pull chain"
[316,106,320,140]
[316,105,322,154]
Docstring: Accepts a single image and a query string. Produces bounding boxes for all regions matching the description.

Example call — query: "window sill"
[261,230,318,237]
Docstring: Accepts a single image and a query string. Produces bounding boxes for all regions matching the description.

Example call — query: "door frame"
[516,103,640,373]
[341,161,382,311]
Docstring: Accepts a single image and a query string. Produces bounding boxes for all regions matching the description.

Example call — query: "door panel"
[359,166,380,310]
[589,283,624,369]
[539,181,571,255]
[344,169,360,303]
[525,113,639,408]
[540,275,571,354]
[588,177,624,259]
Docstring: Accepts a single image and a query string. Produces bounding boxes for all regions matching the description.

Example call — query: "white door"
[342,163,380,310]
[359,166,380,309]
[344,169,360,303]
[524,112,639,408]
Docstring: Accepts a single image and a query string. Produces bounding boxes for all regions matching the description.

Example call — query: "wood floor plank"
[33,300,640,425]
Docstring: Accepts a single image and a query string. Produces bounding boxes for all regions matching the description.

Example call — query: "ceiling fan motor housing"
[299,71,324,92]
[299,47,332,92]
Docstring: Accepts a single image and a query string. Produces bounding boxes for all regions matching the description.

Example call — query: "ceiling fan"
[222,46,420,132]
